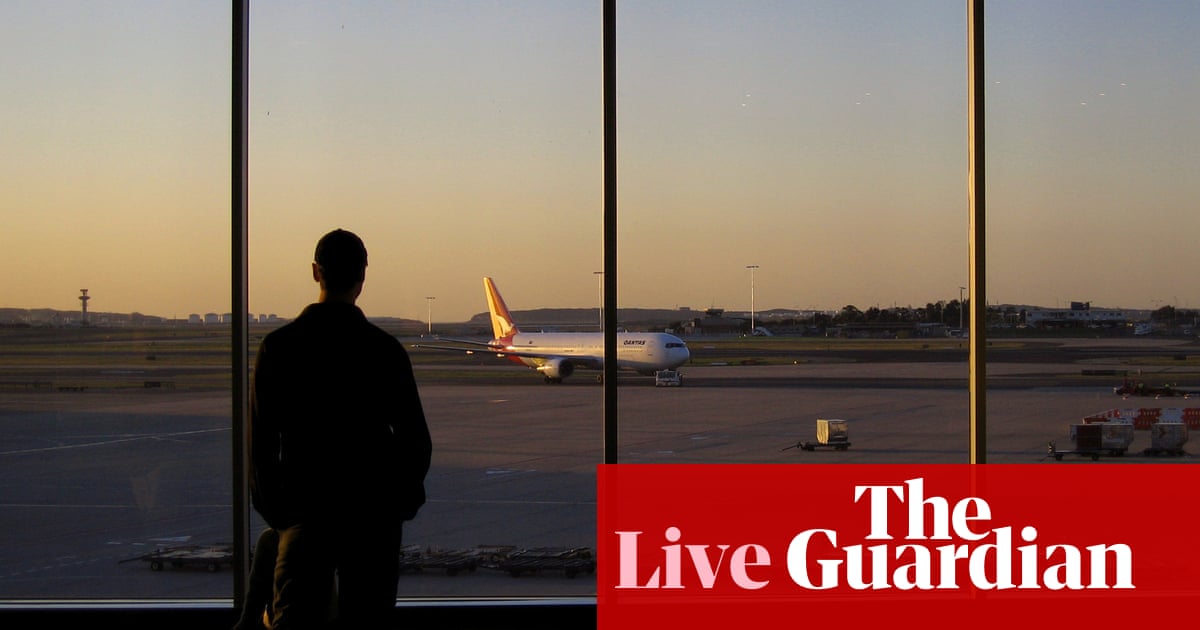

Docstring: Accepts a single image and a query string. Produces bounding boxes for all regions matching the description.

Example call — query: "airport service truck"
[655,369,682,387]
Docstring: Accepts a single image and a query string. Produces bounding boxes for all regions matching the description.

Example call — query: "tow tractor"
[654,369,682,387]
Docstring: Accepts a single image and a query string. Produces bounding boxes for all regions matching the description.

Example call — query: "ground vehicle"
[654,369,682,387]
[1113,378,1191,398]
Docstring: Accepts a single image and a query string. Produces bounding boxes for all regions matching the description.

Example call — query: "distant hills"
[1,305,739,334]
[6,304,1165,333]
[465,307,703,329]
[0,305,699,329]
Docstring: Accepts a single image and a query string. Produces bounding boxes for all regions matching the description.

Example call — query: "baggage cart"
[1047,441,1102,461]
[784,419,851,452]
[1071,422,1133,455]
[1144,422,1189,456]
[398,545,487,576]
[1049,422,1133,461]
[493,547,595,578]
[120,544,233,572]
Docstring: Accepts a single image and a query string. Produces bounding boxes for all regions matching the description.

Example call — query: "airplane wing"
[423,337,497,348]
[411,338,501,355]
[410,343,486,355]
[411,341,604,369]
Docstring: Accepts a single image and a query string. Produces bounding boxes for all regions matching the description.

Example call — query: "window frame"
[1,1,986,626]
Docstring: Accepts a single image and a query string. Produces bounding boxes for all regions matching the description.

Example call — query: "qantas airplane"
[413,277,691,384]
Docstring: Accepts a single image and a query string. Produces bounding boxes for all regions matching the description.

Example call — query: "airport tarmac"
[2,341,1197,601]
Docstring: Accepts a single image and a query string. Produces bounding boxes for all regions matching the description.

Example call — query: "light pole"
[425,296,435,335]
[594,271,604,330]
[746,265,759,335]
[959,286,966,331]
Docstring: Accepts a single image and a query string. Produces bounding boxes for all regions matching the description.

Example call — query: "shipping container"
[817,419,848,445]
[1148,422,1189,454]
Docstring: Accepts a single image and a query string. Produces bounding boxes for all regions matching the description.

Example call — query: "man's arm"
[392,347,432,521]
[248,340,286,528]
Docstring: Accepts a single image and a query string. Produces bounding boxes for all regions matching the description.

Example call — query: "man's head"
[313,229,368,298]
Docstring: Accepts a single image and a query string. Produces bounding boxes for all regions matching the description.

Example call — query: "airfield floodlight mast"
[425,296,435,335]
[594,271,604,330]
[746,265,759,334]
[959,286,966,331]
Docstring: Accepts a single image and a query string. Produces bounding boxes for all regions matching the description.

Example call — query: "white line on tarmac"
[0,427,228,456]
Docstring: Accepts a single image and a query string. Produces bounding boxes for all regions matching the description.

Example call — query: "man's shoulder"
[361,320,405,350]
[257,304,405,352]
[259,317,305,344]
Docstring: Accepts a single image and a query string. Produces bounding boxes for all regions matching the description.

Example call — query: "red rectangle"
[598,465,1200,629]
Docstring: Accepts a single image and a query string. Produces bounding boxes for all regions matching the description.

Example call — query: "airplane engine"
[536,358,574,381]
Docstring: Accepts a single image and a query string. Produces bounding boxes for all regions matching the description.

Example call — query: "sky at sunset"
[3,1,1198,323]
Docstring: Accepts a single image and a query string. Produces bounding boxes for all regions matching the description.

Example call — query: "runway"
[2,339,1197,601]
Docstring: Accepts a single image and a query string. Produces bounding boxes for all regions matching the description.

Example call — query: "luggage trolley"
[494,547,596,578]
[120,544,233,572]
[1048,421,1133,461]
[1143,422,1189,457]
[784,419,851,452]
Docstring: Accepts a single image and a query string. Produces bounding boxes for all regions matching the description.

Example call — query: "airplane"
[412,277,691,384]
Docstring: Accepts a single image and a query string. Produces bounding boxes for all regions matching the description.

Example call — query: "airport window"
[3,0,1197,623]
[1,2,234,600]
[248,1,601,601]
[616,2,971,464]
[984,1,1200,460]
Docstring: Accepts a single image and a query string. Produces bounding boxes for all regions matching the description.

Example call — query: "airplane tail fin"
[484,277,520,340]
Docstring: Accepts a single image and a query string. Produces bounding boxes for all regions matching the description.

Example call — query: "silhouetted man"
[250,229,432,629]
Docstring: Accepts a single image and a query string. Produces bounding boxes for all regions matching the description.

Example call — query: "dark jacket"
[249,302,432,530]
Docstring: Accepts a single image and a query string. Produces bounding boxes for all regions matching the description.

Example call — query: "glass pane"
[618,2,968,463]
[249,2,600,599]
[987,1,1200,462]
[0,2,232,599]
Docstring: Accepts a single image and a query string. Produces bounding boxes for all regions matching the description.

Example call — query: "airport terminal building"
[1023,302,1133,329]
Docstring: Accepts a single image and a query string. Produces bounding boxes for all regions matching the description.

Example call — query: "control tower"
[79,289,90,326]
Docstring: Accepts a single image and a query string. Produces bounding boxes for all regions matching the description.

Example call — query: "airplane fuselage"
[413,277,692,383]
[499,331,689,375]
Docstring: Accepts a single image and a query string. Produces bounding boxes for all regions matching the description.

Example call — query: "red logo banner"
[598,465,1200,629]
